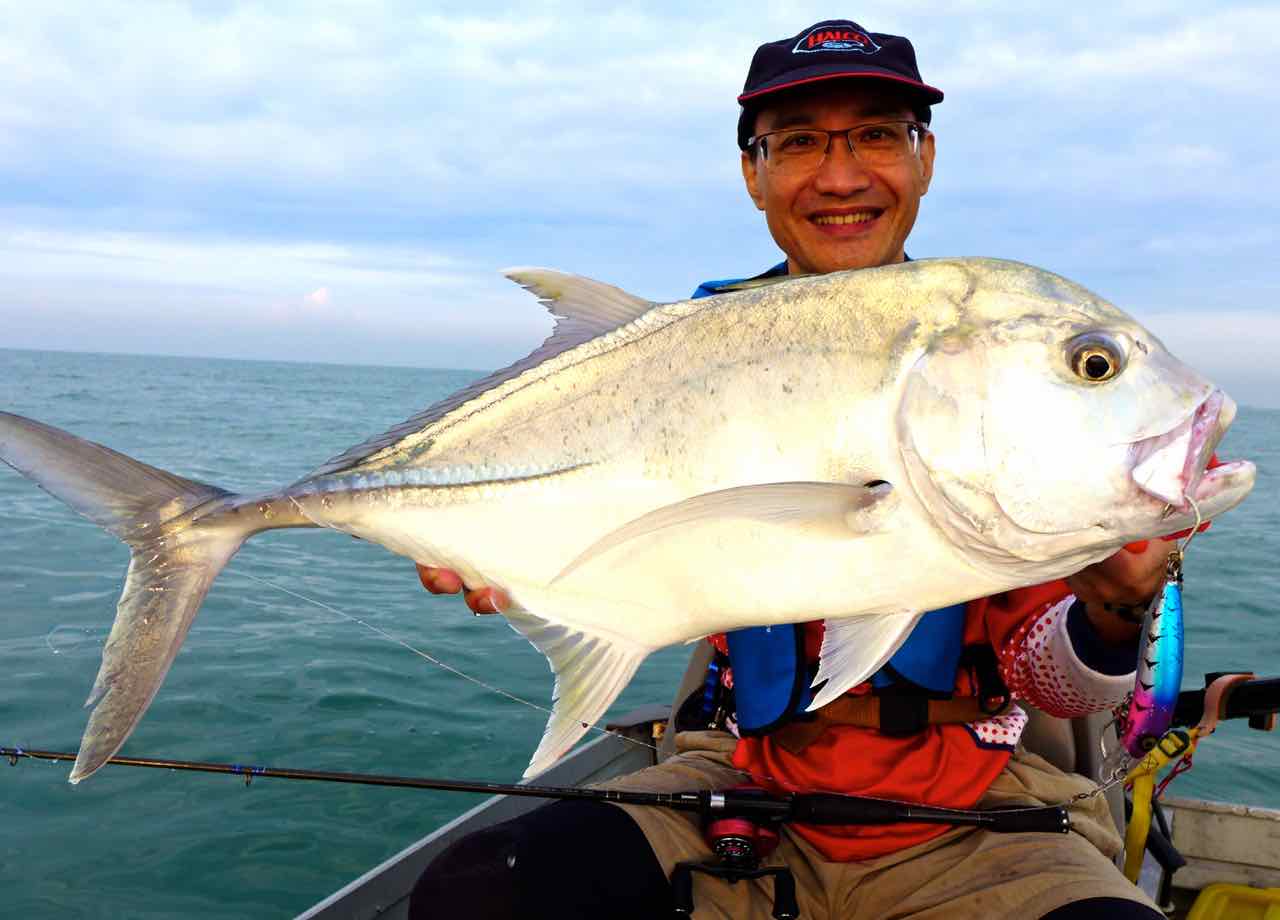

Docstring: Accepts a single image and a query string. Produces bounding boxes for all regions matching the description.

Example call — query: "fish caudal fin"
[0,412,231,541]
[0,413,250,783]
[74,528,244,782]
[502,604,648,779]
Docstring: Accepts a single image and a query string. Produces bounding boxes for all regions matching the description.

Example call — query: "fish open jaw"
[1130,390,1236,509]
[1191,458,1254,505]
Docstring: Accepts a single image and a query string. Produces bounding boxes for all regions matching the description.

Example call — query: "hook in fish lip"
[1160,503,1177,520]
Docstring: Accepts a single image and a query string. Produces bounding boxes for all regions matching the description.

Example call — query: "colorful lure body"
[1119,552,1185,759]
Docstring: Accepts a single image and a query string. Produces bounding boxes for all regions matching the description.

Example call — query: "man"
[411,19,1172,920]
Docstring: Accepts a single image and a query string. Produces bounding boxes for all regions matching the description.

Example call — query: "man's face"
[741,82,936,275]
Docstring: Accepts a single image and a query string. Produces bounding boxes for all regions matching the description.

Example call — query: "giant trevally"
[0,257,1256,783]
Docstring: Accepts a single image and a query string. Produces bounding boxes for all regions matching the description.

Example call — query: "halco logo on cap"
[793,23,882,55]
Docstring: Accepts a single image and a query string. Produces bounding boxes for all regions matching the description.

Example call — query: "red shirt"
[729,581,1072,861]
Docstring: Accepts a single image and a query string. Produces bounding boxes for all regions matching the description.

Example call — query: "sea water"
[1,347,1277,918]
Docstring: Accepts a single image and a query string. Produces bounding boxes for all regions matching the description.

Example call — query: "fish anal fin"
[808,609,922,711]
[555,481,894,584]
[502,606,649,779]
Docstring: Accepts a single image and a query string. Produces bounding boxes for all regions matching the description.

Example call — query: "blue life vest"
[693,265,967,734]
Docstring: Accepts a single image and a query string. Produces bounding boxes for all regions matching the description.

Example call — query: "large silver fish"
[0,258,1255,783]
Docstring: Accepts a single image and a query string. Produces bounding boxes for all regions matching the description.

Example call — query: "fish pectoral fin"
[808,609,923,711]
[502,606,649,779]
[554,481,894,584]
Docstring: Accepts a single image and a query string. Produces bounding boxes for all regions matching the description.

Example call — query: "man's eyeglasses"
[747,121,926,173]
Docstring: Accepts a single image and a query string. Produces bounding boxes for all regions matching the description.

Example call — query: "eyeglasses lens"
[762,122,920,172]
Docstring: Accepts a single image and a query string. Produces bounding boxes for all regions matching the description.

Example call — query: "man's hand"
[416,564,509,615]
[1065,541,1176,644]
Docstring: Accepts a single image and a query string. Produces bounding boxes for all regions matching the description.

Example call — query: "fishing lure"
[1101,494,1206,779]
[1117,550,1185,759]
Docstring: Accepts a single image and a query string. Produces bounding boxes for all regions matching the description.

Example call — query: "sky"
[2,1,1278,407]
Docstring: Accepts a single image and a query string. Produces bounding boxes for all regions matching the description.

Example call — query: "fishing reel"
[670,786,799,919]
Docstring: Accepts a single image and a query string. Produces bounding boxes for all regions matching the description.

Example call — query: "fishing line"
[231,568,669,764]
[22,564,1185,815]
[229,569,918,801]
[224,569,1081,810]
[228,568,800,792]
[237,565,911,796]
[224,570,1110,807]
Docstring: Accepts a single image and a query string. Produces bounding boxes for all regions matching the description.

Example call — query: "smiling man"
[740,91,934,276]
[411,19,1169,920]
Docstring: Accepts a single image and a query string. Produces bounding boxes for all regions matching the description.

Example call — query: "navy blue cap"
[737,20,944,149]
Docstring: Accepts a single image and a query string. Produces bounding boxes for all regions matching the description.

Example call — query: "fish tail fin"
[0,412,254,783]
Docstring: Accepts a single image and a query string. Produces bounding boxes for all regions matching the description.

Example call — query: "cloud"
[6,4,1277,203]
[924,6,1280,95]
[6,3,1276,224]
[0,223,553,360]
[0,225,464,290]
[1134,308,1280,410]
[0,1,1274,395]
[303,287,331,308]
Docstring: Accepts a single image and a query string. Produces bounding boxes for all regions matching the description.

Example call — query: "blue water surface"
[0,347,1277,918]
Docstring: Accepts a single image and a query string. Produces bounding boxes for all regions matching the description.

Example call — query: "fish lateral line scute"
[307,462,591,493]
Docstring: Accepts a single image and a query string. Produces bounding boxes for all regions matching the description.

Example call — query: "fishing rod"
[0,745,1069,835]
[5,674,1275,823]
[1173,675,1280,731]
[6,674,1275,844]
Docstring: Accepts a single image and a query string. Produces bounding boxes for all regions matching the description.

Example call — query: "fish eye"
[1068,333,1125,383]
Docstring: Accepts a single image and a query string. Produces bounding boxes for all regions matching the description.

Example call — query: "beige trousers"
[597,731,1157,920]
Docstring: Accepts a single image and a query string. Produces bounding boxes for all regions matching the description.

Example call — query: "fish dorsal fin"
[301,269,654,480]
[503,267,654,338]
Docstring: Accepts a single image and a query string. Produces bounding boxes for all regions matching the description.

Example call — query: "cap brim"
[738,67,944,106]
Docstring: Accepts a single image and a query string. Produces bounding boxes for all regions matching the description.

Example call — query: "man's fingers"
[417,564,464,595]
[465,587,510,615]
[416,564,508,615]
[1067,541,1176,608]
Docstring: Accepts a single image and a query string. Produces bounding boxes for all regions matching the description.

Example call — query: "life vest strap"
[771,694,1013,754]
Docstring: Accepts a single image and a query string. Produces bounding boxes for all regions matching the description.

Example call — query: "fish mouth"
[1129,389,1251,510]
